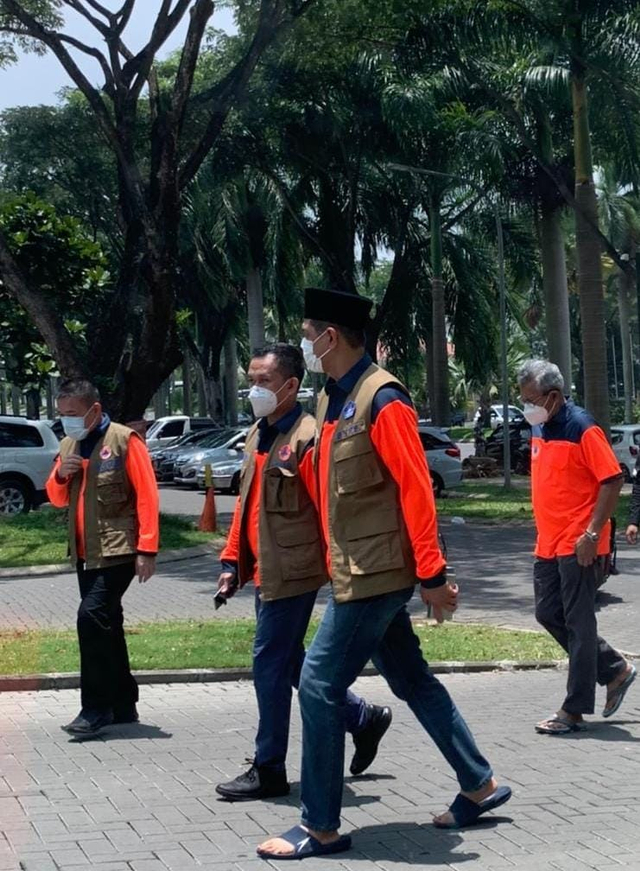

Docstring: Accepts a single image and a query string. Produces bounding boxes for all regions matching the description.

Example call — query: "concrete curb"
[0,659,567,693]
[0,543,219,579]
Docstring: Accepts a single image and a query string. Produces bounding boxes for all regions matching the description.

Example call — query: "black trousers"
[534,555,626,714]
[76,560,138,714]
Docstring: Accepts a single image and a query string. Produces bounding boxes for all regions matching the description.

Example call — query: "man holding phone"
[214,344,391,802]
[46,378,158,736]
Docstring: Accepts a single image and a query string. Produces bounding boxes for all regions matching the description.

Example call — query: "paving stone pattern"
[2,670,640,871]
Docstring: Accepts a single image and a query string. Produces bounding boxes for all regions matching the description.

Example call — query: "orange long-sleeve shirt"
[46,432,159,559]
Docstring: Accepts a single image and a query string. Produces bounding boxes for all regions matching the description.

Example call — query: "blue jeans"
[299,586,493,831]
[253,588,368,771]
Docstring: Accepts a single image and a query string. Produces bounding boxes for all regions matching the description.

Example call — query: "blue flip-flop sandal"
[257,825,352,861]
[603,665,637,719]
[433,785,512,830]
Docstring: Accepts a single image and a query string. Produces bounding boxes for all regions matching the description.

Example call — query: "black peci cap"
[304,287,373,330]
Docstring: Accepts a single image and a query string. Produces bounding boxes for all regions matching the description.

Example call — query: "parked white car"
[145,415,217,451]
[610,425,640,481]
[0,416,60,515]
[474,404,524,429]
[418,426,463,496]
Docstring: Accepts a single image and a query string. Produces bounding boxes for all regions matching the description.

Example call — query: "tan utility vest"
[315,363,416,603]
[237,411,327,602]
[59,422,140,570]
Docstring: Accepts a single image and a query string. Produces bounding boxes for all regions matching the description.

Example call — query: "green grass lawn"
[0,508,221,568]
[0,619,564,675]
[439,482,631,527]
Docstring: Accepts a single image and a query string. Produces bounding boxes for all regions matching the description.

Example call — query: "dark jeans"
[253,588,368,772]
[299,586,493,832]
[534,555,627,714]
[76,560,138,715]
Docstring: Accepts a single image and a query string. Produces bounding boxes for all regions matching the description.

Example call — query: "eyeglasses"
[518,392,549,405]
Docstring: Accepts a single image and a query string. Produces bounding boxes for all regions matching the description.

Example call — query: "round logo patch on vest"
[343,401,356,420]
[278,444,292,462]
[100,446,112,460]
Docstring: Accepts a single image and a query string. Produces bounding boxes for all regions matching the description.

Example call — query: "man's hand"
[58,454,83,480]
[421,582,458,624]
[216,571,238,600]
[136,554,156,583]
[626,524,638,545]
[575,534,598,567]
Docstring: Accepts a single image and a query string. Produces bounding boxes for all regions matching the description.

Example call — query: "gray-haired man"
[518,359,635,735]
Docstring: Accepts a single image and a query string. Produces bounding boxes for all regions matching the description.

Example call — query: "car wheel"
[230,472,241,496]
[430,472,444,498]
[0,479,31,516]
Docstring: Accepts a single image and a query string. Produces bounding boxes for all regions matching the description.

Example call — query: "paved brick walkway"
[2,669,640,871]
[2,524,639,654]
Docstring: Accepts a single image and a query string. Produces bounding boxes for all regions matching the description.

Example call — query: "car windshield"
[198,429,242,449]
[166,429,216,449]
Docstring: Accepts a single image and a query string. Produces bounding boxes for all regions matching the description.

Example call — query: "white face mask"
[61,409,95,441]
[523,402,550,426]
[300,330,331,373]
[248,382,288,418]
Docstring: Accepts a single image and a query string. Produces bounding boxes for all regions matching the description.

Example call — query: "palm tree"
[598,167,640,422]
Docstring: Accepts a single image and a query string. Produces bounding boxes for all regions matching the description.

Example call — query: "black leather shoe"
[66,710,114,735]
[350,705,392,775]
[61,712,85,733]
[113,705,139,724]
[215,762,290,801]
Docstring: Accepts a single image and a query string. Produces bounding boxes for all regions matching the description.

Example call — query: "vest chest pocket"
[264,466,299,513]
[346,509,404,576]
[334,432,383,494]
[97,476,128,517]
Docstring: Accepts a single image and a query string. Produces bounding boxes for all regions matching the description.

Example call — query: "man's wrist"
[583,529,599,543]
[420,570,447,589]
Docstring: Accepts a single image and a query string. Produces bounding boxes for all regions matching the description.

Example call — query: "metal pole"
[496,209,510,489]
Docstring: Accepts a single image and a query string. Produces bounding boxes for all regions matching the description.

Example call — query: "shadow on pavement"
[352,820,482,864]
[69,723,172,742]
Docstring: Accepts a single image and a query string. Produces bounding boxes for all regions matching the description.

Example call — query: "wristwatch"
[584,530,599,543]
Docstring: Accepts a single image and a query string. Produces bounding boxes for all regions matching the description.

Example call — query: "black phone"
[214,591,228,611]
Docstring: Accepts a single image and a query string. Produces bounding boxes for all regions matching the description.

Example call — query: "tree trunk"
[182,347,192,416]
[11,385,21,415]
[430,200,450,426]
[540,205,572,391]
[572,69,610,431]
[46,378,55,419]
[25,388,40,420]
[201,374,223,421]
[223,332,238,426]
[619,239,637,422]
[197,368,207,416]
[246,267,265,354]
[0,385,6,415]
[153,380,170,418]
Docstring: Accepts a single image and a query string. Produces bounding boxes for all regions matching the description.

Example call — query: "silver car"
[418,426,463,496]
[193,425,461,498]
[174,428,248,487]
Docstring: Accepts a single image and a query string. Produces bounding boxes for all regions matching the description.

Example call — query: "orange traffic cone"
[198,488,217,532]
